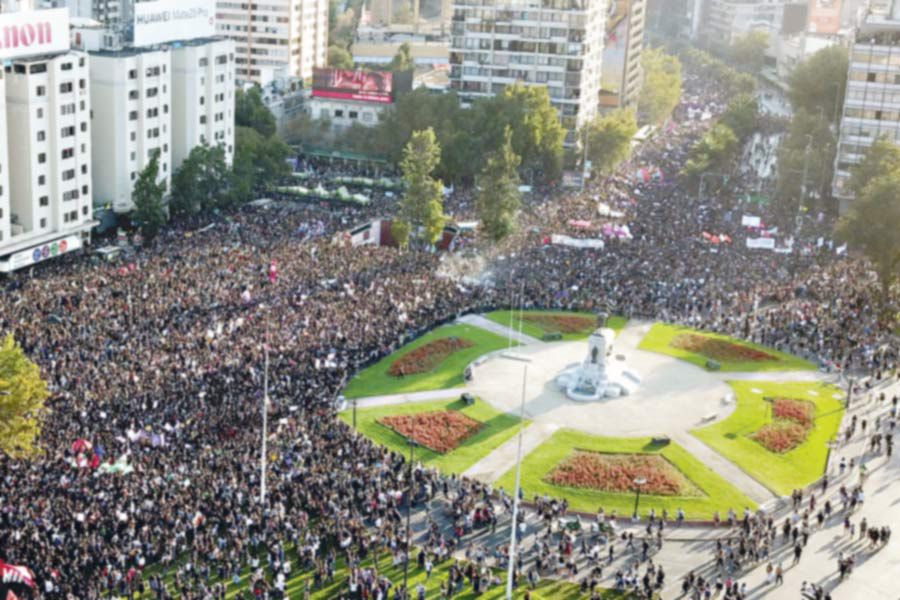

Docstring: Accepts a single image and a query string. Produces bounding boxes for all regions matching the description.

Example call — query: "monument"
[555,314,640,401]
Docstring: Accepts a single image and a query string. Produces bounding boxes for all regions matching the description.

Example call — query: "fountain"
[555,317,640,402]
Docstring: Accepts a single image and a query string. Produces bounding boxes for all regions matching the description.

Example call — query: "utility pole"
[506,363,528,599]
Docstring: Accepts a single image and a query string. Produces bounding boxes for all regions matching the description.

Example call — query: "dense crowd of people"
[0,63,896,600]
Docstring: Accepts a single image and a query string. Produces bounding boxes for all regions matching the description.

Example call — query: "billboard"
[807,0,842,34]
[134,0,215,47]
[0,8,69,61]
[312,69,394,104]
[1,235,83,273]
[600,0,630,103]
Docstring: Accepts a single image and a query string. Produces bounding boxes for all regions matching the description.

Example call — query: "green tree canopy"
[848,136,900,197]
[678,47,757,98]
[231,126,291,204]
[787,45,848,124]
[837,171,900,306]
[327,45,354,69]
[0,334,49,459]
[585,108,638,176]
[638,48,682,125]
[170,143,230,216]
[236,87,277,138]
[684,123,739,181]
[388,42,414,72]
[775,109,836,206]
[719,93,760,141]
[476,127,522,241]
[729,31,769,74]
[132,151,167,238]
[394,128,445,246]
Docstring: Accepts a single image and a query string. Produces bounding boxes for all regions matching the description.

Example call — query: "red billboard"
[312,69,393,104]
[808,0,842,34]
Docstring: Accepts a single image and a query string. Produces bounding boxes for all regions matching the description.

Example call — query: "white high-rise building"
[1,51,95,271]
[0,71,9,248]
[170,38,236,167]
[215,0,329,85]
[449,0,606,146]
[832,0,900,210]
[88,47,172,213]
[704,0,787,45]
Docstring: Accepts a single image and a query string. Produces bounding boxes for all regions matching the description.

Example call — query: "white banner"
[741,215,761,228]
[551,235,604,249]
[0,9,70,61]
[746,237,776,250]
[134,0,215,47]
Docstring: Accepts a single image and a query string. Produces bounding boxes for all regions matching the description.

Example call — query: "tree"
[0,334,49,459]
[638,48,682,125]
[729,31,769,74]
[775,109,836,207]
[170,144,230,216]
[719,93,759,141]
[132,151,167,238]
[328,45,354,69]
[684,123,739,181]
[837,171,900,307]
[235,87,277,137]
[787,45,848,124]
[394,128,445,247]
[388,42,414,72]
[476,127,522,241]
[848,136,900,197]
[231,126,291,204]
[585,108,638,176]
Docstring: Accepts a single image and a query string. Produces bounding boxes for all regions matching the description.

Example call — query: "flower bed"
[670,333,777,363]
[378,411,483,454]
[387,337,475,377]
[545,451,701,496]
[752,398,816,453]
[523,314,596,334]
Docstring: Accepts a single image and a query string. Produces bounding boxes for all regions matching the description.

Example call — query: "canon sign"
[0,9,70,61]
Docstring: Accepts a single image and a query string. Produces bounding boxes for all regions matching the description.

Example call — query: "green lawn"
[494,429,756,521]
[485,310,627,341]
[340,397,528,476]
[344,324,513,398]
[638,323,817,372]
[692,380,845,496]
[142,540,635,599]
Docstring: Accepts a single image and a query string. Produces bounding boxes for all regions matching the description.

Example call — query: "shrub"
[388,337,475,377]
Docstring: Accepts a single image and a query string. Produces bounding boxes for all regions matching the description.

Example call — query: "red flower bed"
[387,337,475,377]
[752,397,816,453]
[670,333,777,363]
[523,314,596,334]
[545,452,701,497]
[378,411,482,454]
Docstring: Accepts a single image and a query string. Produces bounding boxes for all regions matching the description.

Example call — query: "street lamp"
[632,477,647,520]
[403,437,417,597]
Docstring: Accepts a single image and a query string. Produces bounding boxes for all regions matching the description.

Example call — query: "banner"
[312,69,393,104]
[551,235,604,249]
[0,9,69,61]
[746,237,776,250]
[133,0,215,47]
[741,215,761,228]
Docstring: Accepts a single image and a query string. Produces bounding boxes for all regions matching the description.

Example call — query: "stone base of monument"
[553,327,641,402]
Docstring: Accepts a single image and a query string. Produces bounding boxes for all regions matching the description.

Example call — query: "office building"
[832,0,900,210]
[215,0,329,85]
[88,47,172,213]
[449,0,606,146]
[600,0,645,111]
[1,49,96,271]
[170,38,237,168]
[0,72,9,248]
[704,0,788,46]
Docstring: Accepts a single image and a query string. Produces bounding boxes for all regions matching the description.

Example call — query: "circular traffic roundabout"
[341,310,845,522]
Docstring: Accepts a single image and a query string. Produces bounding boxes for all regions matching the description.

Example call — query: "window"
[130,172,136,181]
[39,196,49,207]
[61,148,73,159]
[80,122,87,132]
[61,62,72,71]
[79,79,85,90]
[61,126,75,137]
[146,87,158,98]
[129,111,138,121]
[129,90,139,100]
[81,165,88,174]
[37,131,46,142]
[349,111,358,119]
[62,169,75,181]
[867,72,877,82]
[36,108,43,119]
[62,190,79,202]
[128,69,137,79]
[39,218,47,228]
[335,109,344,117]
[59,82,73,94]
[82,185,89,195]
[200,115,207,124]
[36,85,46,96]
[130,132,136,142]
[130,152,136,160]
[38,153,47,164]
[199,96,205,105]
[199,58,208,67]
[38,175,46,186]
[82,206,89,215]
[147,108,158,118]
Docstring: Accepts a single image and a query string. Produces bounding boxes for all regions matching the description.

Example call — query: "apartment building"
[88,47,172,213]
[0,72,9,249]
[600,0,646,111]
[705,0,787,46]
[216,0,329,85]
[170,38,237,167]
[832,0,900,210]
[1,50,95,271]
[449,0,606,146]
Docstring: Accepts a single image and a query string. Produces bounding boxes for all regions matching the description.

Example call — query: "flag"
[0,561,36,589]
[268,261,278,284]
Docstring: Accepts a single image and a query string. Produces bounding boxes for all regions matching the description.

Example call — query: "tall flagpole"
[261,314,269,505]
[506,362,528,599]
